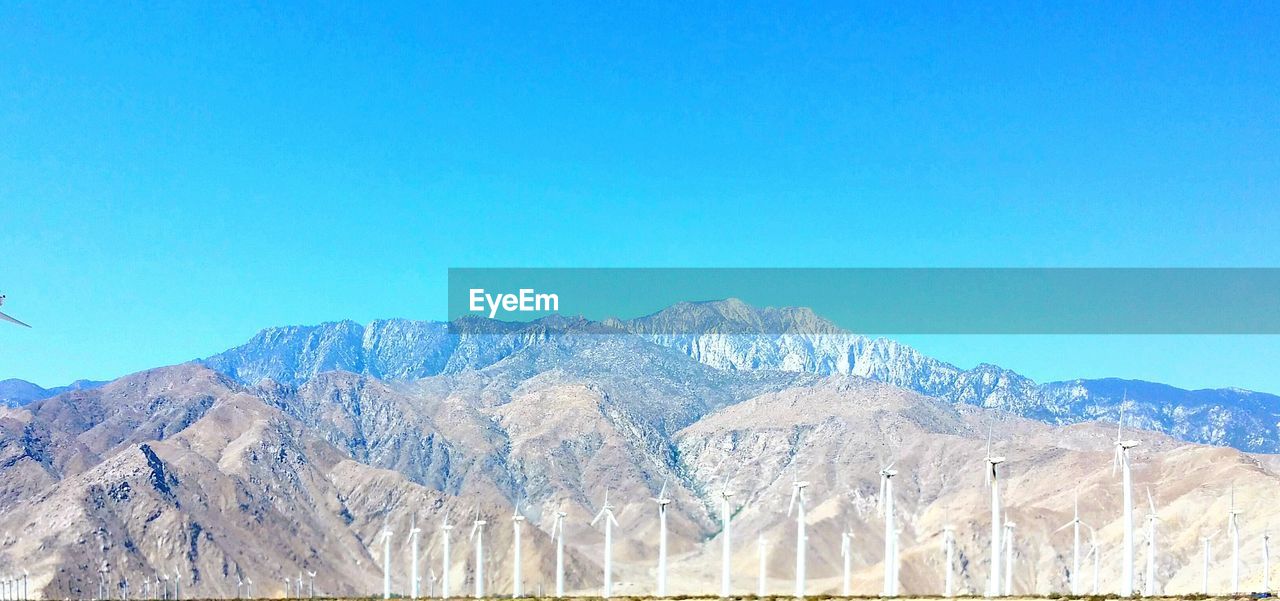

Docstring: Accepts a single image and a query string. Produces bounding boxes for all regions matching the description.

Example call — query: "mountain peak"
[625,298,848,335]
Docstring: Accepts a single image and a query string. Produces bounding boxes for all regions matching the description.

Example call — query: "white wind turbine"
[942,524,956,598]
[511,502,526,598]
[787,478,810,599]
[381,523,393,600]
[590,491,620,599]
[440,511,454,599]
[879,464,899,597]
[840,527,853,596]
[983,429,1006,598]
[1003,521,1016,595]
[1201,532,1218,595]
[1053,490,1087,595]
[1113,404,1141,598]
[719,481,734,598]
[470,510,488,599]
[410,515,422,600]
[1086,524,1101,595]
[1264,529,1272,593]
[1144,489,1161,596]
[651,481,673,597]
[757,535,768,597]
[552,508,567,598]
[1229,486,1243,594]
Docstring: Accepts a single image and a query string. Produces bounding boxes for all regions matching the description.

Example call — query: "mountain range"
[188,299,1280,454]
[0,299,1276,599]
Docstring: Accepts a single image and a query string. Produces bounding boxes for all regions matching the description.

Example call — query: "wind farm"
[1,307,1278,600]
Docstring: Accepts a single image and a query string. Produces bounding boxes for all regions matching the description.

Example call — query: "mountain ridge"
[192,300,1280,453]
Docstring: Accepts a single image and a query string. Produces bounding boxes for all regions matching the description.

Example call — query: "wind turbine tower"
[1202,533,1215,595]
[787,479,810,600]
[470,511,488,599]
[440,512,454,599]
[511,504,525,598]
[943,525,956,598]
[1054,491,1086,595]
[1113,405,1142,598]
[590,492,620,599]
[1264,530,1272,593]
[652,482,673,597]
[840,528,853,596]
[552,509,567,598]
[1144,489,1161,596]
[1086,525,1100,595]
[410,516,422,600]
[1003,521,1016,596]
[879,464,899,597]
[720,482,734,598]
[381,525,393,600]
[984,430,1006,598]
[1229,487,1243,594]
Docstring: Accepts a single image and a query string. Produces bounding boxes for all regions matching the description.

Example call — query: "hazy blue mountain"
[0,378,105,407]
[194,299,1280,453]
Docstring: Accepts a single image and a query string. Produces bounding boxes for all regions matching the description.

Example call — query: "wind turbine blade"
[787,487,797,516]
[0,311,30,328]
[1148,488,1156,514]
[1054,522,1074,534]
[878,475,886,514]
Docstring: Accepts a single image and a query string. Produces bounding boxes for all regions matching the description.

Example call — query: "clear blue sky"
[2,3,1278,390]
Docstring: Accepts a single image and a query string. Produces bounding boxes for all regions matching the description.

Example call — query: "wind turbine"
[590,491,620,599]
[552,508,567,598]
[381,523,393,600]
[511,503,526,598]
[984,429,1006,598]
[719,481,734,598]
[470,510,488,599]
[942,525,956,598]
[1201,532,1217,595]
[840,527,853,596]
[1264,530,1272,593]
[307,571,316,598]
[1086,524,1100,595]
[1144,489,1161,596]
[440,511,454,599]
[1229,486,1243,594]
[1003,521,1016,596]
[1053,490,1086,595]
[651,481,672,597]
[879,464,899,597]
[787,478,810,599]
[1113,404,1141,598]
[757,535,768,597]
[410,515,422,600]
